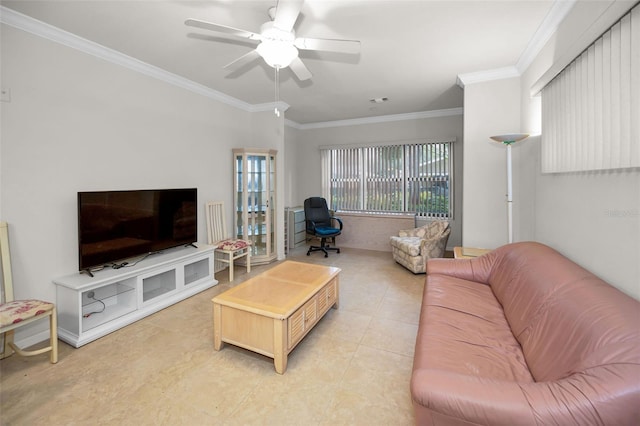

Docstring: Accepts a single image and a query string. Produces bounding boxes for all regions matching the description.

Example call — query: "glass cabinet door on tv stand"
[233,148,277,265]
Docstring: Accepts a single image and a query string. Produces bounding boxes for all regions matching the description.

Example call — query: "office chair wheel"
[324,253,328,258]
[337,249,340,253]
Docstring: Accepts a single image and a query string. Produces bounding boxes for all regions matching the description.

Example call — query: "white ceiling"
[1,0,559,124]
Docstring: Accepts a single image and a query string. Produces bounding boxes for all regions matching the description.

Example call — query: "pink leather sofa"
[411,242,640,425]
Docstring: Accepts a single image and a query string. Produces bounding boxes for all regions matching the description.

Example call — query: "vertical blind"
[541,5,639,172]
[321,141,453,218]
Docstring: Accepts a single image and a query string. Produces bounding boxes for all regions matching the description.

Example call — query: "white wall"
[462,77,525,249]
[283,124,301,209]
[248,110,287,260]
[462,1,639,299]
[0,24,281,342]
[292,114,464,248]
[519,1,640,299]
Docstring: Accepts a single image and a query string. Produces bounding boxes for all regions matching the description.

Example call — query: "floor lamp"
[489,133,529,244]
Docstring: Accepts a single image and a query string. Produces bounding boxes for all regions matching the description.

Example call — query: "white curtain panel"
[541,5,639,173]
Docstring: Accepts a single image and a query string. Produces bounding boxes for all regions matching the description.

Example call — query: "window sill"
[334,211,415,219]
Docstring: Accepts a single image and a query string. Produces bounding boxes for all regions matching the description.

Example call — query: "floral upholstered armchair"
[390,221,451,273]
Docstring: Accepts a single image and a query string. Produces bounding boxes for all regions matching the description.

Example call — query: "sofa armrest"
[419,229,450,260]
[412,365,640,425]
[426,251,496,284]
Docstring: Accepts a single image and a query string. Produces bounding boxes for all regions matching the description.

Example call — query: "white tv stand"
[53,244,217,347]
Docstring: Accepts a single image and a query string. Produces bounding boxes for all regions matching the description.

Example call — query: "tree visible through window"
[321,141,453,218]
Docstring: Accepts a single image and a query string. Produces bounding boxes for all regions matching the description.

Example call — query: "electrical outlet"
[87,291,95,299]
[1,88,11,102]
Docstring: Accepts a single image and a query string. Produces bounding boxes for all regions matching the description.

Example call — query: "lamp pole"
[505,141,514,243]
[489,134,529,244]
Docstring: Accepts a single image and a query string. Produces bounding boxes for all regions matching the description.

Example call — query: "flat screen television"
[77,188,197,273]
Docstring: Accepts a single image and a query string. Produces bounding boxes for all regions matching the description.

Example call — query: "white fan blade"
[273,0,304,32]
[289,57,312,81]
[224,50,261,72]
[295,37,361,54]
[185,19,261,41]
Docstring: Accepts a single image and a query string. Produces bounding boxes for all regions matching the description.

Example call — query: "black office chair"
[304,197,343,257]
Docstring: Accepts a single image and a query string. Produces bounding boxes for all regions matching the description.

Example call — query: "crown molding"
[284,118,301,129]
[289,107,464,130]
[1,5,461,131]
[531,0,638,96]
[456,0,578,88]
[515,0,577,74]
[0,5,253,111]
[250,101,290,113]
[456,66,520,88]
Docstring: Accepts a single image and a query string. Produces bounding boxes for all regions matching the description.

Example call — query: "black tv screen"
[78,188,197,271]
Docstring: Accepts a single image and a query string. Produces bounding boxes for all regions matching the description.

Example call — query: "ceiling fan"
[184,0,361,82]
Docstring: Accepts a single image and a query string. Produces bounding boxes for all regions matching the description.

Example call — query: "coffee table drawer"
[288,297,317,348]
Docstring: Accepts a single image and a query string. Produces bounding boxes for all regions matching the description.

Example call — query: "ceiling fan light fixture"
[257,40,298,68]
[186,0,360,81]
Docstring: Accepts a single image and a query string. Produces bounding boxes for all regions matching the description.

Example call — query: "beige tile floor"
[0,246,425,425]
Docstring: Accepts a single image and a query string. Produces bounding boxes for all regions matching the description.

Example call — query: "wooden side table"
[453,247,492,259]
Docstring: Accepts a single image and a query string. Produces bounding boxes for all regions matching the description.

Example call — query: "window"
[321,141,453,218]
[541,5,639,172]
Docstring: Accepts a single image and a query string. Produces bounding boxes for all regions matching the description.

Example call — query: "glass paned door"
[234,149,277,264]
[269,154,275,254]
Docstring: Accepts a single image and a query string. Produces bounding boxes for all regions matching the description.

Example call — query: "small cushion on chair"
[216,239,251,251]
[0,300,54,327]
[314,226,340,236]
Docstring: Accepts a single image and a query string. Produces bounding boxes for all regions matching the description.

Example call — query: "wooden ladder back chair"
[205,202,251,282]
[0,222,58,363]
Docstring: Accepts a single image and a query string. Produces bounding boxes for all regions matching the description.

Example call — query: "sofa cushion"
[314,226,340,236]
[486,242,640,382]
[415,274,533,382]
[389,236,421,256]
[0,299,54,327]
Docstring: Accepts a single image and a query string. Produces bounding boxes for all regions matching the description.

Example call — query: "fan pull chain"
[274,67,281,117]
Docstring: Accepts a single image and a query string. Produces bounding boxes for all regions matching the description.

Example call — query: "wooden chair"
[0,221,58,363]
[205,202,251,282]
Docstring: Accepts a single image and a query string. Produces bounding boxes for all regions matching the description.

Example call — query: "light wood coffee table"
[211,260,340,374]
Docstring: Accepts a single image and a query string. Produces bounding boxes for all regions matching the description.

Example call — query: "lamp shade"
[490,134,529,145]
[489,133,529,244]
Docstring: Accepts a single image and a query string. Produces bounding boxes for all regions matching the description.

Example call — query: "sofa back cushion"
[487,242,640,382]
